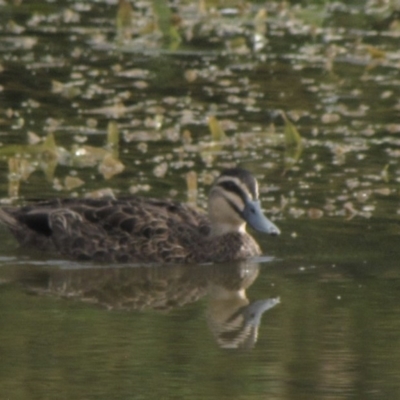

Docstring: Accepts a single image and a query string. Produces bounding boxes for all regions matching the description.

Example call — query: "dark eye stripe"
[218,168,258,199]
[224,197,242,218]
[216,183,245,219]
[217,181,247,203]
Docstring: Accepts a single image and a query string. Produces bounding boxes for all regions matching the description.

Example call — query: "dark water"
[1,0,400,399]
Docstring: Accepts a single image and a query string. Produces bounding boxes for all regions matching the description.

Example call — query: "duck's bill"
[244,297,281,325]
[242,200,280,235]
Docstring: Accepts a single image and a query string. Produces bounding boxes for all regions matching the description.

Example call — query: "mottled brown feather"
[0,196,261,263]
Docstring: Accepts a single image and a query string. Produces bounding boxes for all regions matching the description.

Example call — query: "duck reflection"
[16,261,279,349]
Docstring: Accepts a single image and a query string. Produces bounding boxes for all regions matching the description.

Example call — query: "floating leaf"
[84,102,126,118]
[321,113,340,124]
[169,25,182,50]
[0,132,54,159]
[281,111,303,172]
[282,111,302,147]
[107,120,119,155]
[27,131,41,145]
[19,159,35,181]
[40,156,58,182]
[153,162,168,178]
[116,0,134,42]
[344,202,358,220]
[182,129,192,144]
[386,124,400,134]
[208,116,227,141]
[184,70,197,83]
[116,0,133,31]
[129,184,150,194]
[140,19,158,35]
[293,5,327,28]
[254,9,267,35]
[85,188,116,199]
[71,145,109,168]
[374,188,391,196]
[6,20,25,34]
[186,171,197,206]
[41,132,57,153]
[366,45,386,59]
[0,133,60,185]
[151,0,181,46]
[51,80,81,99]
[381,164,389,183]
[38,133,59,181]
[98,154,125,180]
[227,37,249,54]
[7,157,36,197]
[64,176,85,191]
[308,208,323,219]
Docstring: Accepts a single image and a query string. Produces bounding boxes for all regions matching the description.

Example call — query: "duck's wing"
[0,198,211,263]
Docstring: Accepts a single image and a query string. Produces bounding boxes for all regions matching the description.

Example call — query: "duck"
[0,168,280,263]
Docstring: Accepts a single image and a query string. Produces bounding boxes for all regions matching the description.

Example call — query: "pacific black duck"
[0,168,280,263]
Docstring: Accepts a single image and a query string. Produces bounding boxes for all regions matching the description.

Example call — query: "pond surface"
[1,0,400,399]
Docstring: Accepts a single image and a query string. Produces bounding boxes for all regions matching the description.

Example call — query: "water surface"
[1,0,400,399]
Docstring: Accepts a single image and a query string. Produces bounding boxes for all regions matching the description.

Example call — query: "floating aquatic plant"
[208,115,227,142]
[186,170,197,206]
[1,122,126,198]
[281,111,303,173]
[116,0,134,41]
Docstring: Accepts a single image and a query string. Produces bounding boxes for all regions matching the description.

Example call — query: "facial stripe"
[218,168,259,199]
[217,181,247,203]
[224,195,243,217]
[210,185,244,220]
[216,176,255,201]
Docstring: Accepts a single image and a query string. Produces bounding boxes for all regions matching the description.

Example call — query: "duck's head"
[208,168,280,236]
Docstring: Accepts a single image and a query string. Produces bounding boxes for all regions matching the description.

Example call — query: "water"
[1,0,400,399]
[2,255,400,399]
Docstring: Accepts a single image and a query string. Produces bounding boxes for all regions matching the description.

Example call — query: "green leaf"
[107,121,119,156]
[281,111,303,172]
[116,0,133,31]
[282,111,302,148]
[208,116,227,142]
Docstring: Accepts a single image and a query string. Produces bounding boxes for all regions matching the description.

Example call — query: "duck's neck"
[210,222,246,236]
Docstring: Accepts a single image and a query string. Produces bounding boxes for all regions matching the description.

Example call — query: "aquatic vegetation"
[281,111,303,173]
[0,0,398,223]
[0,124,125,198]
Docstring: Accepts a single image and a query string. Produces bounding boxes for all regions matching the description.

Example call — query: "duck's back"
[0,197,260,263]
